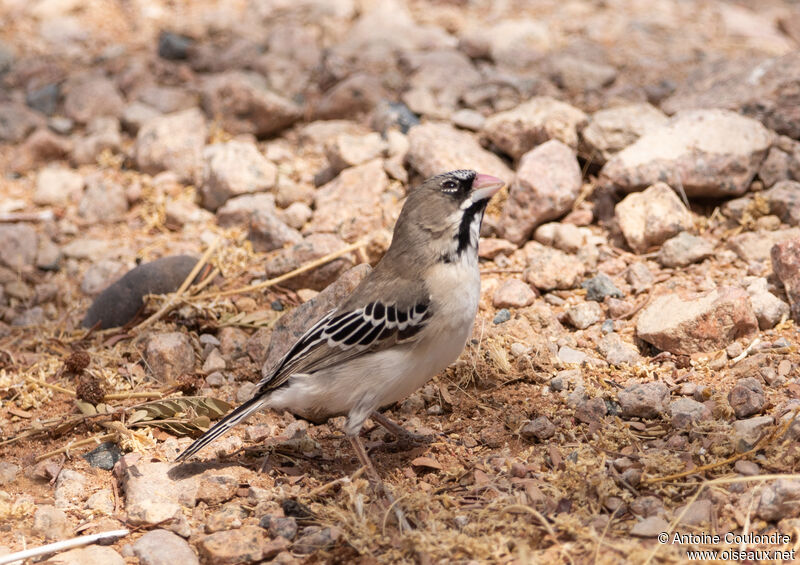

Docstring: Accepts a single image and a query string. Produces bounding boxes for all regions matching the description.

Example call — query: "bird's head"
[389,169,505,264]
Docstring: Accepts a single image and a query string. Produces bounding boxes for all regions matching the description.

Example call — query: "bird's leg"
[347,435,411,532]
[370,411,433,449]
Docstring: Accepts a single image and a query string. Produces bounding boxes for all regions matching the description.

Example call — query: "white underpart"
[266,246,481,435]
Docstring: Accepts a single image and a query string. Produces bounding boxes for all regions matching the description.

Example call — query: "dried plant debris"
[127,396,233,436]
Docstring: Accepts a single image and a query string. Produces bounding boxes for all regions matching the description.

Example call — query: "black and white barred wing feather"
[176,299,431,461]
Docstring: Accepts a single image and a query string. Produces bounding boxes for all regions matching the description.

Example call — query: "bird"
[176,169,504,501]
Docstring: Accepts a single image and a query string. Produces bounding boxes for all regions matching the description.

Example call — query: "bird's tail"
[175,395,266,462]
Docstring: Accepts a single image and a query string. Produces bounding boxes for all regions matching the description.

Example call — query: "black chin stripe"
[456,201,486,254]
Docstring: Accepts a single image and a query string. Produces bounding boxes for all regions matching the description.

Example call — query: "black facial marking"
[436,170,476,199]
[456,200,487,255]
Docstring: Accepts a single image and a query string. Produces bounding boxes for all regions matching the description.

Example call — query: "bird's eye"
[442,180,458,191]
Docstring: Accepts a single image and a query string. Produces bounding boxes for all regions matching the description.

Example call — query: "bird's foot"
[369,411,439,451]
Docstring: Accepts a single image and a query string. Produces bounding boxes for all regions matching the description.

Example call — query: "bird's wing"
[257,298,432,393]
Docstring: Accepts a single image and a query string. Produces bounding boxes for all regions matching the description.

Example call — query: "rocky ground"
[1,0,800,563]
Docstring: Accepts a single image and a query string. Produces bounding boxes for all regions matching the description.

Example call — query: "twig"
[731,337,761,364]
[134,239,220,331]
[103,391,164,400]
[194,239,365,301]
[25,376,76,396]
[0,529,129,565]
[0,210,55,223]
[35,433,116,462]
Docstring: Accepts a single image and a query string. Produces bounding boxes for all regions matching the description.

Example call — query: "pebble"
[33,504,71,540]
[746,277,790,330]
[0,224,38,270]
[771,238,800,321]
[520,416,555,441]
[493,309,511,324]
[565,302,604,329]
[145,332,195,383]
[636,287,758,355]
[581,273,623,302]
[134,108,207,183]
[630,515,669,538]
[734,460,761,476]
[196,526,271,565]
[0,102,43,142]
[122,461,198,525]
[499,140,582,245]
[45,546,125,565]
[657,232,714,268]
[85,489,114,514]
[615,182,693,253]
[199,141,277,211]
[598,333,640,365]
[0,462,19,485]
[580,103,668,164]
[757,479,800,522]
[483,96,587,158]
[618,382,669,419]
[54,469,87,508]
[260,515,298,540]
[133,529,199,565]
[601,109,773,198]
[293,526,341,555]
[732,415,773,452]
[670,398,711,429]
[676,499,712,526]
[249,208,303,253]
[728,377,766,418]
[62,74,125,125]
[523,241,585,291]
[78,176,128,224]
[34,165,84,206]
[158,31,193,60]
[492,279,536,309]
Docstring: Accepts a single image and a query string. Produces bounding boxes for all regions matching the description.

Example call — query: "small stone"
[11,128,71,173]
[0,462,19,485]
[479,238,517,259]
[615,182,693,253]
[533,222,591,254]
[492,279,535,309]
[85,490,114,514]
[72,117,122,165]
[325,132,385,173]
[196,526,267,565]
[499,140,582,245]
[201,71,301,137]
[630,515,669,538]
[202,348,226,373]
[732,415,773,452]
[452,108,485,131]
[406,122,512,183]
[33,504,71,540]
[734,460,761,476]
[618,382,669,419]
[728,377,766,419]
[158,31,193,60]
[729,228,800,263]
[598,333,640,365]
[520,416,555,441]
[134,108,207,183]
[746,278,790,330]
[626,263,655,295]
[657,232,714,268]
[314,73,386,119]
[249,209,303,253]
[45,546,125,565]
[676,499,712,526]
[762,180,800,226]
[636,287,758,355]
[0,224,38,270]
[199,141,277,211]
[63,74,125,125]
[493,309,511,324]
[34,165,84,206]
[0,102,43,142]
[280,202,313,230]
[78,176,128,223]
[483,96,588,158]
[581,274,622,302]
[145,332,195,383]
[133,529,199,565]
[293,526,340,555]
[216,193,276,227]
[197,474,239,506]
[259,515,298,540]
[54,469,87,508]
[122,461,198,525]
[771,238,800,321]
[601,109,773,198]
[670,398,711,429]
[757,479,800,522]
[523,241,585,291]
[575,396,607,424]
[580,103,669,164]
[565,302,604,329]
